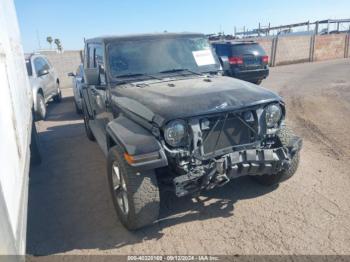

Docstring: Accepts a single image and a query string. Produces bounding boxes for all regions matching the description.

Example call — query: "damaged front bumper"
[173,136,302,197]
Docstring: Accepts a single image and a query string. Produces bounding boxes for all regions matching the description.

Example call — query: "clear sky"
[15,0,350,52]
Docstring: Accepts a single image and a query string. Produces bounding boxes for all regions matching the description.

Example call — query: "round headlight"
[164,120,188,147]
[265,104,282,128]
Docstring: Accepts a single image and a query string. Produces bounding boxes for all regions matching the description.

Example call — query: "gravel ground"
[27,58,350,256]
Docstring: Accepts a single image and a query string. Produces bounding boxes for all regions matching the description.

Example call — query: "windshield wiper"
[117,73,161,80]
[159,68,202,76]
[202,70,220,75]
[118,73,147,78]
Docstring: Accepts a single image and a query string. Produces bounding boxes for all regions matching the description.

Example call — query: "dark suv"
[81,33,301,230]
[211,41,269,84]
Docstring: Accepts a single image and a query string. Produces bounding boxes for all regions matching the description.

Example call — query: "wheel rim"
[112,162,129,215]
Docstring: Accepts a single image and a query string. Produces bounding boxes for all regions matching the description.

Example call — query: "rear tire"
[35,93,46,120]
[74,99,82,114]
[252,126,300,186]
[82,100,95,141]
[107,145,160,230]
[252,79,262,85]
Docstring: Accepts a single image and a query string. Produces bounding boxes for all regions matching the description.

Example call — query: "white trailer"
[0,0,35,255]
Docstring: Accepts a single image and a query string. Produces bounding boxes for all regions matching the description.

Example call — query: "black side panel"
[106,116,160,155]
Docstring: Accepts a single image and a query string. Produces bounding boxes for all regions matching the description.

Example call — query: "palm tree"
[46,36,53,49]
[54,38,62,52]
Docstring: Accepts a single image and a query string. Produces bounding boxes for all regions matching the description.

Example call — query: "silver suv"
[25,53,62,119]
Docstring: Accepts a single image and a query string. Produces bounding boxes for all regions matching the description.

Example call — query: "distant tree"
[54,38,62,52]
[46,36,53,49]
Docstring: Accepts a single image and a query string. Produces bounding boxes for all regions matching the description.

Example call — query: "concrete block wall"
[314,34,346,61]
[275,35,311,65]
[256,38,273,59]
[256,33,349,67]
[41,50,82,88]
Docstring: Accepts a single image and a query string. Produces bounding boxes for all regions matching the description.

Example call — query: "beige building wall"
[314,34,346,61]
[275,35,311,65]
[41,50,82,88]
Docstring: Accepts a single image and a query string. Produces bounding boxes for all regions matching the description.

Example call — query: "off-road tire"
[252,126,300,186]
[107,145,160,230]
[53,83,62,103]
[35,93,46,120]
[82,101,95,141]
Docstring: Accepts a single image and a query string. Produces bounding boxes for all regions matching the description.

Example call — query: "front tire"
[82,101,95,141]
[252,126,300,186]
[107,145,160,230]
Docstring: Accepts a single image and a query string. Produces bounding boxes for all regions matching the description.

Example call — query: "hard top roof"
[24,52,46,60]
[85,32,205,44]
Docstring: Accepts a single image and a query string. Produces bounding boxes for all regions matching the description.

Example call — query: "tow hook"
[214,173,230,187]
[212,158,230,187]
[288,136,303,157]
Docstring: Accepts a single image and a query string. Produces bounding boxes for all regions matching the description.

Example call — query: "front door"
[90,44,110,132]
[85,43,110,153]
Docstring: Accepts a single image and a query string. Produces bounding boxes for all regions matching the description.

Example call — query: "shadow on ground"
[27,94,277,255]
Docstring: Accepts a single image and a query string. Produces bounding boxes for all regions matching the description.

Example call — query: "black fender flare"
[81,84,93,118]
[106,116,168,170]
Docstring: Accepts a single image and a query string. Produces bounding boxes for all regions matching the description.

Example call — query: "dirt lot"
[27,59,350,256]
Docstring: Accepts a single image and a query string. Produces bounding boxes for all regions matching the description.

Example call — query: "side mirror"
[84,68,100,85]
[37,69,49,77]
[67,72,75,77]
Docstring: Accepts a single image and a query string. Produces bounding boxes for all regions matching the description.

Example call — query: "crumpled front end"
[161,102,302,197]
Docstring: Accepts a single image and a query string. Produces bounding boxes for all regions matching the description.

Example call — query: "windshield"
[107,36,221,78]
[231,44,266,56]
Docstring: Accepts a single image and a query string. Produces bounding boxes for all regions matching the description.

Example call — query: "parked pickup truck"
[81,33,302,230]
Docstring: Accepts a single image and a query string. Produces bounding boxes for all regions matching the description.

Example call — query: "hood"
[111,76,282,126]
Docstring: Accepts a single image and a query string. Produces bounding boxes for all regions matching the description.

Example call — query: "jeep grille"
[200,112,258,155]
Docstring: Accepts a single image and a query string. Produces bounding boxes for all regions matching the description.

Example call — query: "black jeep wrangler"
[81,33,302,230]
